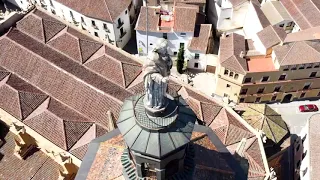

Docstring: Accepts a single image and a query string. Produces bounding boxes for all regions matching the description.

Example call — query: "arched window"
[224,69,229,75]
[234,74,239,79]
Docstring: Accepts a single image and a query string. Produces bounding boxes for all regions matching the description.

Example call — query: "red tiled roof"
[189,24,212,53]
[219,33,247,74]
[256,25,287,49]
[135,6,160,32]
[55,0,131,22]
[174,6,198,32]
[0,131,60,180]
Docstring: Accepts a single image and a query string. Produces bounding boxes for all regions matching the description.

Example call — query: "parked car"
[299,104,318,112]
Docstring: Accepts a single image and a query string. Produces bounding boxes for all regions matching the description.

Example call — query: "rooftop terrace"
[246,57,276,72]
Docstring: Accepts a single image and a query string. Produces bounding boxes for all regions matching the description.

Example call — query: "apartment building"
[11,0,141,48]
[293,114,320,180]
[215,27,320,104]
[135,4,213,71]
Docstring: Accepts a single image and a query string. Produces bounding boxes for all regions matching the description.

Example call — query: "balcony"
[104,27,110,33]
[117,20,124,29]
[119,31,127,39]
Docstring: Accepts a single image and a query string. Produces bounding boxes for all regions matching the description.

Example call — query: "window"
[261,76,269,82]
[244,77,252,83]
[195,53,200,59]
[296,144,300,151]
[255,97,261,103]
[92,20,96,26]
[150,43,153,46]
[180,33,186,36]
[240,88,247,95]
[226,84,231,88]
[306,63,313,69]
[318,91,320,96]
[94,32,98,37]
[314,63,320,68]
[234,74,239,79]
[310,72,317,77]
[163,33,168,39]
[70,11,74,18]
[194,63,199,68]
[278,74,286,80]
[279,24,284,27]
[300,92,306,98]
[223,93,228,97]
[224,69,229,75]
[173,51,177,55]
[274,86,281,92]
[303,82,311,90]
[125,10,127,14]
[180,43,185,49]
[296,160,301,168]
[257,87,265,94]
[81,17,85,23]
[229,72,234,77]
[283,66,289,71]
[299,64,305,69]
[239,98,245,103]
[291,65,297,70]
[271,95,277,101]
[103,23,108,29]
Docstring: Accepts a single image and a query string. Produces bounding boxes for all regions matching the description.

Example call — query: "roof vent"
[239,51,245,58]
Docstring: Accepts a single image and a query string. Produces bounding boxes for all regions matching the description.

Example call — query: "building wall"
[185,50,207,70]
[35,0,131,48]
[252,35,268,54]
[243,2,264,39]
[136,30,193,56]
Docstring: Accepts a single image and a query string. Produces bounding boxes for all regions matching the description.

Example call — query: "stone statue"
[143,38,172,112]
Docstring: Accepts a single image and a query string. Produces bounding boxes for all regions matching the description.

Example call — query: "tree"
[176,47,184,74]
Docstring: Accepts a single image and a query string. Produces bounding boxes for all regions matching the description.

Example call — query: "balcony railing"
[119,31,127,38]
[117,21,124,28]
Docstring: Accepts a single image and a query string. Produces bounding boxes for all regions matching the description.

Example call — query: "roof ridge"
[103,0,113,22]
[270,25,282,42]
[290,0,313,28]
[279,41,296,64]
[303,41,320,56]
[309,0,320,15]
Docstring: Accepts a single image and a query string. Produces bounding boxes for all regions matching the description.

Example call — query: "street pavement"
[268,100,320,135]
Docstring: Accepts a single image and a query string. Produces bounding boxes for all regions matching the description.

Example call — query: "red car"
[299,104,319,112]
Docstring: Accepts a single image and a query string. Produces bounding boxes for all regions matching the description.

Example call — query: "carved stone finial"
[142,38,172,116]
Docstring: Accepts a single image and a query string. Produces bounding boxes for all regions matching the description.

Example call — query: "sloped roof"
[273,40,320,65]
[55,0,131,22]
[174,5,198,32]
[240,104,289,144]
[252,3,271,28]
[0,131,60,180]
[280,0,320,30]
[0,75,48,120]
[189,24,212,53]
[229,0,248,7]
[284,26,320,42]
[257,25,287,49]
[219,33,247,74]
[135,6,160,32]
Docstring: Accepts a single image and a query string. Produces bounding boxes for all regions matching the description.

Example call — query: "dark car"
[299,104,319,112]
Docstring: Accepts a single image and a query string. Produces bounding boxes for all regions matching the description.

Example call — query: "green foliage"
[176,47,184,74]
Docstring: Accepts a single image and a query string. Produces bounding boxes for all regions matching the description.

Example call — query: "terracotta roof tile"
[135,6,160,32]
[200,102,222,125]
[274,41,320,65]
[284,26,320,42]
[24,111,67,149]
[105,45,141,65]
[16,14,44,42]
[48,33,82,62]
[167,81,182,97]
[0,85,21,119]
[64,121,92,150]
[0,131,58,179]
[42,19,67,42]
[257,25,286,48]
[85,55,124,86]
[127,81,144,94]
[280,0,312,30]
[79,39,103,63]
[219,33,247,74]
[70,143,89,160]
[189,24,212,53]
[174,6,198,32]
[252,3,271,28]
[122,63,142,87]
[55,0,131,22]
[96,124,108,137]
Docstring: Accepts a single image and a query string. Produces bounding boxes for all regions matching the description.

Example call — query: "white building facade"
[15,0,141,48]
